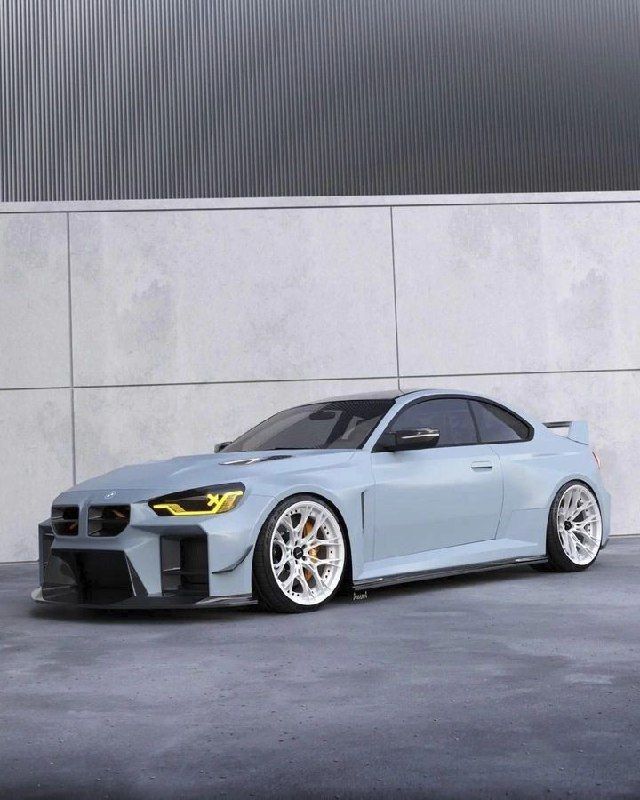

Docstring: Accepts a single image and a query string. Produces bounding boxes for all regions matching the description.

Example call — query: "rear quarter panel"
[492,423,610,550]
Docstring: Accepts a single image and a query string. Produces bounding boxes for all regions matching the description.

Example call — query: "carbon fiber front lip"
[31,587,256,610]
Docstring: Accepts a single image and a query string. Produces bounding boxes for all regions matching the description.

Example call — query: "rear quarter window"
[470,400,530,443]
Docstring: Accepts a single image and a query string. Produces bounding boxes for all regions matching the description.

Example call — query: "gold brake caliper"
[303,519,317,582]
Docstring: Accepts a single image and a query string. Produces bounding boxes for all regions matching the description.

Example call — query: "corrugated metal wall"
[2,0,640,201]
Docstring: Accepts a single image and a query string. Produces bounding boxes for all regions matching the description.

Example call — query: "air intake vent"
[88,505,130,537]
[160,534,208,597]
[51,506,79,536]
[38,522,55,585]
[42,550,135,605]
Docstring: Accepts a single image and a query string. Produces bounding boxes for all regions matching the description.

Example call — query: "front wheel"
[539,481,603,572]
[253,495,346,613]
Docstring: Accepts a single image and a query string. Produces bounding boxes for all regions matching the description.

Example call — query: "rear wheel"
[537,481,603,572]
[253,495,346,613]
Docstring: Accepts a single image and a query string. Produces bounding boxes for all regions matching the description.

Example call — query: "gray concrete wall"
[1,192,638,562]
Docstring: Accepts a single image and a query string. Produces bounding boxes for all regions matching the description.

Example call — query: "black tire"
[534,480,602,573]
[253,494,347,613]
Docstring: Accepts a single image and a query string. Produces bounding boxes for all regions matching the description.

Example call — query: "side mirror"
[214,442,231,453]
[378,428,439,452]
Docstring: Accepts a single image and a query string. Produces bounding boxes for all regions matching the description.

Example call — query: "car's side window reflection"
[387,398,478,447]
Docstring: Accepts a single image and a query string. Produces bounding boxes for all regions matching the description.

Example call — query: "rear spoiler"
[544,420,589,445]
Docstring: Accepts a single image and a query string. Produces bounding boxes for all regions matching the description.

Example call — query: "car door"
[371,397,503,560]
[467,399,535,530]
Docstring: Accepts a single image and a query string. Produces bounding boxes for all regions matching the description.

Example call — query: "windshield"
[223,399,395,452]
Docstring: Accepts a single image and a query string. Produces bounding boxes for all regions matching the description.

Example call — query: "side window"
[387,398,478,447]
[470,400,530,443]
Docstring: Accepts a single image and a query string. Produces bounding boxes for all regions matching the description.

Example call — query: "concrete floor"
[1,539,640,800]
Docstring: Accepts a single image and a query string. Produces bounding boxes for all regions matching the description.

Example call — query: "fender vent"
[88,505,130,537]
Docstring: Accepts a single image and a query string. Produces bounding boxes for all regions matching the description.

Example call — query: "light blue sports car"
[33,389,610,613]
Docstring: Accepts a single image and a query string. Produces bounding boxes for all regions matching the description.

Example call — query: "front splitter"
[31,587,256,610]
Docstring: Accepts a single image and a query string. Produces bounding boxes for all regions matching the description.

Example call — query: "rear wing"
[544,420,589,445]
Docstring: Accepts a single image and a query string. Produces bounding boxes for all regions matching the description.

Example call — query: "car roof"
[320,389,404,401]
[320,388,470,402]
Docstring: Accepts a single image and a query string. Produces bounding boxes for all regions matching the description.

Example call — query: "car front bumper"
[33,490,275,609]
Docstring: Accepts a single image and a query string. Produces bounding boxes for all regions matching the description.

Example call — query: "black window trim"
[371,394,533,452]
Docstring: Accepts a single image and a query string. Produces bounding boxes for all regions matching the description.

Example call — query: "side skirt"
[352,556,548,591]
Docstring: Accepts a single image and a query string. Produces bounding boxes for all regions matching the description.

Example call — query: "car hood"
[60,449,357,500]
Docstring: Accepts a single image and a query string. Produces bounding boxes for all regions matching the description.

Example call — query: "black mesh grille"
[51,505,79,536]
[88,505,130,537]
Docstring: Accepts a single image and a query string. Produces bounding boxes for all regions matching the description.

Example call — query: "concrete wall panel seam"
[66,212,77,484]
[389,206,401,391]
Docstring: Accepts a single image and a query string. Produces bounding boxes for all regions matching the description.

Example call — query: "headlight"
[149,483,245,517]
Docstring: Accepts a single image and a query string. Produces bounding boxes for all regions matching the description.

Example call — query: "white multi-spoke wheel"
[540,481,603,572]
[253,495,347,613]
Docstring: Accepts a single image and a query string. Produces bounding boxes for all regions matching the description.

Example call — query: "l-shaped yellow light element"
[205,490,244,513]
[152,490,244,517]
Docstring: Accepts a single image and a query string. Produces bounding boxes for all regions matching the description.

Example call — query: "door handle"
[471,461,493,471]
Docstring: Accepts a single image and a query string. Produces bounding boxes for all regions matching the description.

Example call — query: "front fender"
[250,483,367,582]
[204,492,276,597]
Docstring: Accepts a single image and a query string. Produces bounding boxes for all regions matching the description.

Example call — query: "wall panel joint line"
[66,213,77,485]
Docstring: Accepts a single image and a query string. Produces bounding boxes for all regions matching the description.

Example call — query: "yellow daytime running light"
[205,491,243,513]
[150,487,244,517]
